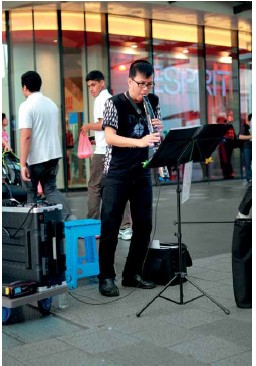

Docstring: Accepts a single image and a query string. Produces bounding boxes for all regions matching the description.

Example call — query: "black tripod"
[137,124,231,317]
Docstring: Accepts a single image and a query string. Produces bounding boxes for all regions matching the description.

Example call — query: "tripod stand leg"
[185,276,230,315]
[136,276,178,317]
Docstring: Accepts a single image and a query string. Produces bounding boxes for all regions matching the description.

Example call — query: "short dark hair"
[248,113,252,122]
[129,60,154,78]
[86,70,105,82]
[21,71,42,92]
[2,113,6,121]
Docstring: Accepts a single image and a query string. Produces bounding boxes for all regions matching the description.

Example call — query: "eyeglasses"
[130,78,155,89]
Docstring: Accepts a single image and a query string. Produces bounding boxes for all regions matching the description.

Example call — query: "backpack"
[2,150,22,186]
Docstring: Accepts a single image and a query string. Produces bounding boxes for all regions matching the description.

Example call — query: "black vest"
[105,92,159,178]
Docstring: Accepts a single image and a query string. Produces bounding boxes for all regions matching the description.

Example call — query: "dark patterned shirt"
[102,92,161,178]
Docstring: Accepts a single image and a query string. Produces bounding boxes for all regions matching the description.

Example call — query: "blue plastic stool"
[64,219,101,289]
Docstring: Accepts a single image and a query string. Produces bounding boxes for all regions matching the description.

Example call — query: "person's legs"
[226,140,234,178]
[118,201,133,240]
[218,142,228,178]
[33,159,73,220]
[87,154,104,219]
[21,174,38,203]
[122,176,153,278]
[243,147,252,182]
[120,201,131,229]
[98,177,128,280]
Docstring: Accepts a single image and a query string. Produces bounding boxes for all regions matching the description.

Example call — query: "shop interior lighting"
[118,65,126,71]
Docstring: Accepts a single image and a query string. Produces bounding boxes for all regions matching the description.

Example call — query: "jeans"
[22,158,72,220]
[98,174,152,280]
[242,147,252,182]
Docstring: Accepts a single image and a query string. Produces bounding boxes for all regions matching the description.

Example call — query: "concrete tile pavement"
[2,180,252,365]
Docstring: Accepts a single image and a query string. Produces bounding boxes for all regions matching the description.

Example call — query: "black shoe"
[122,274,156,289]
[99,278,119,297]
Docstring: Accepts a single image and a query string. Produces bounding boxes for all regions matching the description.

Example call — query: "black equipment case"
[232,218,252,308]
[143,243,192,285]
[2,204,66,288]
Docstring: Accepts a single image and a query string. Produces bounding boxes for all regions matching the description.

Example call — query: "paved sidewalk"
[2,180,252,365]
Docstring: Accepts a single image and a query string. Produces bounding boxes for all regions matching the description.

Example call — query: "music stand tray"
[137,124,231,317]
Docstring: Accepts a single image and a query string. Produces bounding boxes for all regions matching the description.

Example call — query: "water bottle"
[58,293,69,309]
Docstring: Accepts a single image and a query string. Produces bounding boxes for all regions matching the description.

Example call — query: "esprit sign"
[155,67,230,97]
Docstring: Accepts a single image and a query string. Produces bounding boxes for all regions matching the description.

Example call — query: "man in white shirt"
[82,71,132,239]
[19,71,75,220]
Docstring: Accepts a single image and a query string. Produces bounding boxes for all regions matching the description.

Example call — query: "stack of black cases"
[2,204,66,289]
[232,218,252,308]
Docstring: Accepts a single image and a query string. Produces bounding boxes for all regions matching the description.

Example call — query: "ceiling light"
[182,49,189,53]
[119,65,126,71]
[131,44,138,48]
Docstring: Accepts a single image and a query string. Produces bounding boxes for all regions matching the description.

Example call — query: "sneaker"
[65,214,78,221]
[236,211,250,219]
[118,227,132,241]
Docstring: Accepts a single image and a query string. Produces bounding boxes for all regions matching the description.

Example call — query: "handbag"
[77,132,93,159]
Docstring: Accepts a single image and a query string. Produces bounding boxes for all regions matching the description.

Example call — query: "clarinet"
[143,96,170,180]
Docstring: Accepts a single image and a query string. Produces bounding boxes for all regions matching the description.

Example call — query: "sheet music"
[182,161,193,204]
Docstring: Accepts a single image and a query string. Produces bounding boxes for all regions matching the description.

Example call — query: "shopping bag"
[77,133,93,159]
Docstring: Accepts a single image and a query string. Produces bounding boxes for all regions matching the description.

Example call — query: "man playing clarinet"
[98,60,163,296]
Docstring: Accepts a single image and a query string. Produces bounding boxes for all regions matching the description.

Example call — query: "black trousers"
[238,183,252,215]
[218,139,234,178]
[98,174,152,280]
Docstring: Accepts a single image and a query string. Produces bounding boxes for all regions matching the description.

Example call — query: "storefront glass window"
[62,11,86,188]
[33,9,65,188]
[205,28,233,125]
[205,27,240,180]
[2,5,252,188]
[8,10,34,155]
[152,21,204,181]
[108,15,151,95]
[85,12,108,136]
[2,13,10,139]
[238,31,252,123]
[152,21,200,133]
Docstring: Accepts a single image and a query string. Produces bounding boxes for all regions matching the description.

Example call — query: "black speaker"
[232,219,252,308]
[143,243,192,285]
[2,204,66,288]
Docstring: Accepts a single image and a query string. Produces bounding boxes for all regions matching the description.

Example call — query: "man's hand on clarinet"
[152,118,163,132]
[141,132,161,147]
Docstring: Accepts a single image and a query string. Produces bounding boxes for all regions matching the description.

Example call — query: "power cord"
[3,203,38,239]
[66,183,162,307]
[67,282,139,306]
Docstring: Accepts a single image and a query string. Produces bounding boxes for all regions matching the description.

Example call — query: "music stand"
[137,124,231,317]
